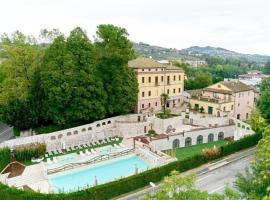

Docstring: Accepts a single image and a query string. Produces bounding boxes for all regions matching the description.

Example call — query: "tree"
[235,127,270,199]
[140,171,226,200]
[258,91,270,121]
[184,71,213,90]
[95,24,138,116]
[0,31,43,104]
[260,77,270,92]
[40,28,107,126]
[247,108,268,134]
[263,61,270,74]
[160,93,169,115]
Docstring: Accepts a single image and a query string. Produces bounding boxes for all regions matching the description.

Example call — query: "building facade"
[128,58,185,113]
[188,81,257,120]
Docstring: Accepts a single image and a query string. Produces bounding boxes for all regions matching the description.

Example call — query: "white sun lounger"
[53,157,58,163]
[85,149,91,155]
[47,158,52,164]
[80,151,85,156]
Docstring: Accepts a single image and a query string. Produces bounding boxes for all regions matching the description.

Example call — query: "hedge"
[0,147,10,172]
[0,133,262,200]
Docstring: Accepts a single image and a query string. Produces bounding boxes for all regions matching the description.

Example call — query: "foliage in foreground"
[0,132,261,200]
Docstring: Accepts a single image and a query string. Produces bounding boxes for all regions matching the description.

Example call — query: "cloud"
[0,0,269,55]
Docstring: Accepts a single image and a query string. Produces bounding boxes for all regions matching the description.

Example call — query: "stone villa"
[128,57,185,113]
[188,80,258,120]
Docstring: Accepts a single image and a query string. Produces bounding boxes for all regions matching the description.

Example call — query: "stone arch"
[58,134,63,139]
[96,124,100,127]
[74,130,79,135]
[102,122,106,126]
[197,135,203,144]
[67,132,72,136]
[88,127,92,131]
[50,136,56,140]
[107,120,111,124]
[81,128,86,132]
[218,132,224,140]
[185,137,192,147]
[172,139,180,149]
[208,133,214,142]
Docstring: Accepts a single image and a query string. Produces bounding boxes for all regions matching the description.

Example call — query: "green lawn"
[164,140,228,161]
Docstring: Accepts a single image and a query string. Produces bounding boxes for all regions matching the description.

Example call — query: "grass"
[164,140,228,161]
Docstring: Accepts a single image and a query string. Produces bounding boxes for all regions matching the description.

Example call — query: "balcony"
[191,95,232,104]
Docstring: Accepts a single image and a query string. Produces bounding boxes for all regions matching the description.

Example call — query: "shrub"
[0,133,262,200]
[202,146,221,160]
[14,143,46,161]
[0,147,10,171]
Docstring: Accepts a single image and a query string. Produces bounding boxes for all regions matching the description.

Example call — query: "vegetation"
[258,77,270,122]
[14,143,46,161]
[262,61,270,74]
[0,147,10,171]
[164,140,227,160]
[0,25,138,132]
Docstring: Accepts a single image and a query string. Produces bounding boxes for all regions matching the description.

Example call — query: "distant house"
[128,57,185,113]
[238,70,269,87]
[188,80,258,120]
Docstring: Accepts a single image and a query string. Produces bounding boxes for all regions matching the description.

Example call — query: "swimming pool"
[49,154,150,193]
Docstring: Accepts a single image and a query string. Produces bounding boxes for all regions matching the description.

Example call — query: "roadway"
[116,147,255,200]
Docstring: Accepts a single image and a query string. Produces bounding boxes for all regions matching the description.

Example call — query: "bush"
[0,147,10,171]
[202,146,221,160]
[14,143,46,161]
[0,133,262,200]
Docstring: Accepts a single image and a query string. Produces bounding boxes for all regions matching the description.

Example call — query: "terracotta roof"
[187,89,203,96]
[128,57,184,72]
[128,57,164,68]
[220,81,254,93]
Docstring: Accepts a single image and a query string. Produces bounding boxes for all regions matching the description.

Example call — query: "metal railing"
[47,149,134,174]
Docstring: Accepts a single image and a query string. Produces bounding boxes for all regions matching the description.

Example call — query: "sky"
[0,0,270,55]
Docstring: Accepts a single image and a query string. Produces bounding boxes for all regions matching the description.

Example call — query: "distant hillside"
[133,42,270,64]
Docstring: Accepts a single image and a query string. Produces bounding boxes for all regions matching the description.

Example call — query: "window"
[142,104,144,108]
[167,89,169,94]
[155,102,158,106]
[102,122,106,125]
[167,76,170,84]
[142,92,145,97]
[185,137,192,147]
[142,77,145,83]
[148,103,151,107]
[179,75,181,80]
[148,68,151,71]
[96,124,100,127]
[178,88,181,93]
[197,135,203,144]
[74,130,79,134]
[88,127,92,131]
[237,114,240,119]
[238,103,240,107]
[223,107,226,111]
[155,76,158,85]
[231,105,234,110]
[246,113,249,119]
[142,69,144,71]
[161,76,164,82]
[172,139,180,148]
[208,134,214,142]
[173,75,176,81]
[148,91,151,96]
[148,77,151,83]
[156,68,158,71]
[107,121,111,124]
[218,132,224,140]
[81,128,86,132]
[173,89,176,93]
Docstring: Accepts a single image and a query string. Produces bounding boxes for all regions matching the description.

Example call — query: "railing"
[47,149,134,174]
[191,96,232,104]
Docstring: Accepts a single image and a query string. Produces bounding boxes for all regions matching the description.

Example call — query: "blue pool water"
[49,155,149,192]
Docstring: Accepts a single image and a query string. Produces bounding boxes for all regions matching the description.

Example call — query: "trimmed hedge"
[0,133,262,200]
[0,147,10,172]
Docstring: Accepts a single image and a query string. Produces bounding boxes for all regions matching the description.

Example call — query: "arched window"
[197,135,203,144]
[50,136,56,140]
[74,130,78,135]
[88,127,92,131]
[81,128,86,132]
[107,120,111,124]
[218,132,224,140]
[96,124,100,127]
[67,132,72,136]
[102,122,106,126]
[58,134,63,139]
[172,139,180,149]
[185,137,192,147]
[208,134,214,143]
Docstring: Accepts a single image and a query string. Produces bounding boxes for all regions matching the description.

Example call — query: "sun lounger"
[48,151,53,156]
[79,151,85,156]
[47,158,52,164]
[71,146,76,151]
[53,157,58,163]
[85,149,91,155]
[53,150,58,155]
